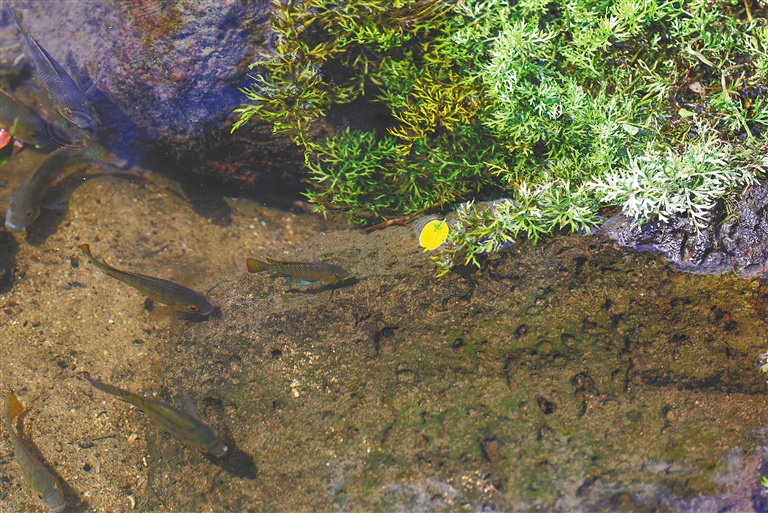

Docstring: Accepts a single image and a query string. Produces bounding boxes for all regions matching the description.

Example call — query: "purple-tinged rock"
[2,1,307,182]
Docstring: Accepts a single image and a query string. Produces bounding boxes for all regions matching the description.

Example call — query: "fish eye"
[188,305,199,312]
[199,445,209,453]
[37,491,44,499]
[64,108,73,116]
[25,209,33,217]
[334,273,341,278]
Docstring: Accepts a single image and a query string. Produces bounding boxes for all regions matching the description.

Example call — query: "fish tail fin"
[5,391,24,423]
[79,243,99,266]
[85,375,108,393]
[246,258,268,273]
[8,7,31,39]
[8,7,24,26]
[79,244,114,270]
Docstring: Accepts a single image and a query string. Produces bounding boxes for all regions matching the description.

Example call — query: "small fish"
[79,244,215,315]
[0,90,74,151]
[86,377,228,457]
[5,142,113,232]
[4,392,67,513]
[246,257,350,285]
[8,7,94,129]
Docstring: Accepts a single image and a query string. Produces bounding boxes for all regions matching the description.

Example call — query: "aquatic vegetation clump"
[234,0,768,270]
[433,182,600,275]
[302,128,495,223]
[588,129,768,226]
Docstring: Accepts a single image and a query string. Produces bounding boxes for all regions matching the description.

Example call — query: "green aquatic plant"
[588,127,767,226]
[234,0,768,273]
[302,127,499,224]
[432,181,600,275]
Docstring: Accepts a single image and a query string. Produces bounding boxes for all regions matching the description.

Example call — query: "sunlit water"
[1,3,767,513]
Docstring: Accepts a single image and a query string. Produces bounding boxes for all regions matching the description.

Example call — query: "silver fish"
[79,244,216,315]
[9,6,95,129]
[5,141,117,231]
[4,391,67,513]
[87,378,228,458]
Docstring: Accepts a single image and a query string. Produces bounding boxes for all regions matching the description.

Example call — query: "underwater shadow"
[204,436,258,480]
[61,50,152,169]
[286,276,359,295]
[142,147,316,228]
[142,150,235,227]
[0,230,20,293]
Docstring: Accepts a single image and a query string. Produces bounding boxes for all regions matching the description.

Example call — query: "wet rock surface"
[601,180,768,280]
[146,228,768,512]
[1,0,317,182]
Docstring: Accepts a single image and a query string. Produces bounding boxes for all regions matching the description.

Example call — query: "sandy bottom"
[0,147,336,513]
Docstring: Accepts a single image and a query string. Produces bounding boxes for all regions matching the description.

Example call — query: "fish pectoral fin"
[184,393,200,420]
[147,304,179,323]
[42,198,68,211]
[84,68,106,98]
[156,442,183,460]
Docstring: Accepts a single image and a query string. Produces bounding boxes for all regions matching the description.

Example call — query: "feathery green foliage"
[233,0,768,273]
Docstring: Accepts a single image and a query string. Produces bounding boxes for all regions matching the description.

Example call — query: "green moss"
[233,0,767,271]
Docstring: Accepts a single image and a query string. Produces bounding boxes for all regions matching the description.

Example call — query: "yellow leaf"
[419,219,449,251]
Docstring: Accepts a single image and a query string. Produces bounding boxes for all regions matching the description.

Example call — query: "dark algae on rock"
[146,227,768,512]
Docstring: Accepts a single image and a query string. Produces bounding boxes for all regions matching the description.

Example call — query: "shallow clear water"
[1,3,767,513]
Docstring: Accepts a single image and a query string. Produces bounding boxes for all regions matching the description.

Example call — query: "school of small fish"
[1,6,354,511]
[2,5,101,233]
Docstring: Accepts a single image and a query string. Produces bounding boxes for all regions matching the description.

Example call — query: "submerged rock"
[601,181,768,280]
[1,0,311,182]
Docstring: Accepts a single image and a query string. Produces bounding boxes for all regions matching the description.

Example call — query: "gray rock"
[600,181,768,279]
[3,1,307,181]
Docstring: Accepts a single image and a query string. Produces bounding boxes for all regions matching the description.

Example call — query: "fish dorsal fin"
[184,393,199,419]
[177,269,195,288]
[5,391,24,421]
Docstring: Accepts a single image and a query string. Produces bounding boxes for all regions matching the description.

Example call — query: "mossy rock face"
[145,228,767,511]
